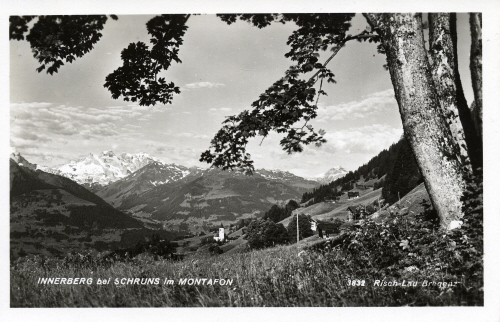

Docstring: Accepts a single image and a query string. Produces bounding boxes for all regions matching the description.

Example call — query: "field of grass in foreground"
[11,222,482,307]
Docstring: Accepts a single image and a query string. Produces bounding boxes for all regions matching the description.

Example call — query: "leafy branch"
[104,14,190,106]
[11,15,118,75]
[201,14,380,173]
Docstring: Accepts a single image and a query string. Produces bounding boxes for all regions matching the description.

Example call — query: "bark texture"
[428,13,471,173]
[469,13,483,138]
[364,13,467,228]
[450,13,483,171]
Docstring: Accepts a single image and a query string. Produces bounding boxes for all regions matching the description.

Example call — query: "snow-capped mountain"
[314,166,349,184]
[44,151,160,186]
[254,169,319,190]
[10,155,144,257]
[96,161,205,207]
[10,148,37,170]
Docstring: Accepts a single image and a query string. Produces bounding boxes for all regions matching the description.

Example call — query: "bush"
[245,219,289,250]
[208,244,223,255]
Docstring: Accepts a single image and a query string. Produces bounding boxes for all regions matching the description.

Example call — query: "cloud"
[10,102,147,153]
[10,137,47,149]
[11,102,53,109]
[183,82,225,89]
[24,150,70,162]
[10,102,165,143]
[208,107,232,113]
[315,89,396,122]
[322,124,403,155]
[172,132,210,140]
[144,143,205,166]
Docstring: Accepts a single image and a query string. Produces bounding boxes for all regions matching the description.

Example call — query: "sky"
[10,13,475,178]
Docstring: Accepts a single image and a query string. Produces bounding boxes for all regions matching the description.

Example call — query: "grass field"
[11,222,482,307]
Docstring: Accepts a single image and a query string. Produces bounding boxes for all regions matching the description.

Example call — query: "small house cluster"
[310,219,341,239]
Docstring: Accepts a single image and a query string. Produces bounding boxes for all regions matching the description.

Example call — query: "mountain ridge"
[39,151,160,186]
[312,166,349,184]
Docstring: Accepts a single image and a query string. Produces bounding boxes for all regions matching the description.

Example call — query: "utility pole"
[296,214,299,244]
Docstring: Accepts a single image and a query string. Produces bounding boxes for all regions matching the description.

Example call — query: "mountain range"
[114,166,320,231]
[10,150,348,255]
[39,151,159,188]
[31,150,346,188]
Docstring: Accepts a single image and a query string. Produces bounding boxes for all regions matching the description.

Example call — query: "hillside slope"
[117,168,316,231]
[10,158,143,257]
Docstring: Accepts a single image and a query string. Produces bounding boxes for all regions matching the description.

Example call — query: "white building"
[213,227,224,242]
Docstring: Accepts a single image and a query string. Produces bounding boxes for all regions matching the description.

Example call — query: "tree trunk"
[428,13,472,173]
[364,13,467,228]
[449,13,483,171]
[469,13,483,139]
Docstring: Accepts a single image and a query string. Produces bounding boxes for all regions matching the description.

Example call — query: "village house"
[324,197,338,203]
[356,183,374,189]
[310,218,341,238]
[348,191,360,199]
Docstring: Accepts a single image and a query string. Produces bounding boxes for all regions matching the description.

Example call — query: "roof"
[317,222,340,230]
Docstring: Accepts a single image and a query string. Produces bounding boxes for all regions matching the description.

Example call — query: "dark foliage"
[262,199,299,222]
[107,233,176,261]
[300,136,421,208]
[382,137,423,204]
[201,14,369,173]
[235,218,254,230]
[11,14,385,172]
[208,244,223,255]
[245,219,289,250]
[313,168,483,305]
[300,184,342,204]
[286,214,314,242]
[104,14,187,106]
[14,15,116,75]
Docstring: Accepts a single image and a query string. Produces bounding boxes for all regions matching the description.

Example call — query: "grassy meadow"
[11,224,482,307]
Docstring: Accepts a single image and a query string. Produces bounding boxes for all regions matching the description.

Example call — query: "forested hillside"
[301,137,423,205]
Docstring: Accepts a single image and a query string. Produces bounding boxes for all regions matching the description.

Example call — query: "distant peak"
[100,151,115,157]
[313,166,348,184]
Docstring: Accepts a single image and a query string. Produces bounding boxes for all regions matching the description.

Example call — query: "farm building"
[310,219,341,238]
[324,197,338,203]
[348,191,360,199]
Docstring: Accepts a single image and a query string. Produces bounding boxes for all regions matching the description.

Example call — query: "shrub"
[245,219,289,250]
[208,244,223,255]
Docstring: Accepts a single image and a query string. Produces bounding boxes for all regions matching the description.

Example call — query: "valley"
[9,150,324,258]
